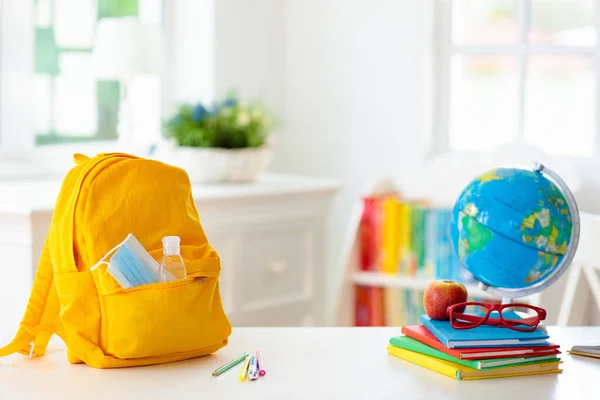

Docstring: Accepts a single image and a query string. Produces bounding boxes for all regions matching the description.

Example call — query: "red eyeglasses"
[446,302,547,332]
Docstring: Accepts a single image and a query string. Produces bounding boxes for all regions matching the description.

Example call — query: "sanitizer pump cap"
[162,236,181,255]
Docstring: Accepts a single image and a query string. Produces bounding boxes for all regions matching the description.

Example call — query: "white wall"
[212,0,432,323]
[273,0,431,322]
[164,0,216,113]
[212,0,433,322]
[214,0,286,120]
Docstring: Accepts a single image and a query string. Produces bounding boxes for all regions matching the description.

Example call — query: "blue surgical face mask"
[91,234,160,289]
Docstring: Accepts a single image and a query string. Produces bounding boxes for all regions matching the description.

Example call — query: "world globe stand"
[468,162,581,308]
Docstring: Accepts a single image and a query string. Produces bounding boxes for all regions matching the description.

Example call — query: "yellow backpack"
[0,153,231,368]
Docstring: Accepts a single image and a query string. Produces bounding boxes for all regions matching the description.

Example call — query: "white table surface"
[1,327,599,400]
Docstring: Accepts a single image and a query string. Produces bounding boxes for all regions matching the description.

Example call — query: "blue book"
[420,313,550,349]
[436,211,452,279]
[423,209,437,279]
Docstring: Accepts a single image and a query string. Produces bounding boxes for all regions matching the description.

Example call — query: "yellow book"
[398,203,412,275]
[382,198,401,274]
[383,288,403,326]
[387,345,563,380]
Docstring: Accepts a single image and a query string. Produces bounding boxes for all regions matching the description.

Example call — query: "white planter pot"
[163,146,273,183]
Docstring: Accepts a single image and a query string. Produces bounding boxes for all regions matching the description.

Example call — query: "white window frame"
[433,0,600,156]
[0,0,215,179]
[0,0,173,174]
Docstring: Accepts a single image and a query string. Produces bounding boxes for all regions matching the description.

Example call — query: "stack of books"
[387,313,562,380]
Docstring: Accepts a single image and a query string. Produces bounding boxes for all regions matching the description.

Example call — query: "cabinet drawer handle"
[268,261,287,276]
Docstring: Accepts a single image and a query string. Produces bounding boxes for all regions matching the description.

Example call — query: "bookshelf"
[334,196,541,327]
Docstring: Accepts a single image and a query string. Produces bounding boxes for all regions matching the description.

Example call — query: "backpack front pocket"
[99,273,230,359]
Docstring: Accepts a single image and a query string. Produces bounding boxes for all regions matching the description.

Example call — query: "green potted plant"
[163,94,273,183]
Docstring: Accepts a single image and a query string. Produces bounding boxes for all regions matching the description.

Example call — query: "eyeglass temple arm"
[451,313,502,325]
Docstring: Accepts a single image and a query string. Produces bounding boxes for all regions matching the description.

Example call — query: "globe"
[450,163,580,299]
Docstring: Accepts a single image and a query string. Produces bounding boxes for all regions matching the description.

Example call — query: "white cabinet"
[192,175,339,326]
[0,174,339,338]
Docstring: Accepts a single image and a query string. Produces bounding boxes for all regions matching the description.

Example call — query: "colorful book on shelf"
[398,202,413,275]
[359,197,381,272]
[411,290,425,324]
[355,285,387,326]
[436,211,452,279]
[381,197,401,274]
[387,345,562,380]
[384,288,404,326]
[402,325,560,360]
[423,209,437,279]
[389,336,560,370]
[354,285,371,326]
[411,206,426,277]
[420,313,550,348]
[356,197,383,326]
[370,287,385,326]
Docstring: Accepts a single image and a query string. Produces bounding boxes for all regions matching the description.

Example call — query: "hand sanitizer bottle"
[159,236,187,282]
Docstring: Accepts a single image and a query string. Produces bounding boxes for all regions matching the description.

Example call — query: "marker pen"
[256,351,266,376]
[248,355,259,380]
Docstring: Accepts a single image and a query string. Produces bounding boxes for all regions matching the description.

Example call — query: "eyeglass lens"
[500,305,541,329]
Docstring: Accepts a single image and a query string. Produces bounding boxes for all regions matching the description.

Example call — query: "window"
[0,0,163,153]
[438,0,598,157]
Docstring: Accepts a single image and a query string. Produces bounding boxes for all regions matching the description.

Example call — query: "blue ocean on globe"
[451,167,572,289]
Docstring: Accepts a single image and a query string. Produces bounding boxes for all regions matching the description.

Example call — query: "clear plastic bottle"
[159,236,187,282]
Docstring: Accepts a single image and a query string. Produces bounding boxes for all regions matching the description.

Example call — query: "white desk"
[1,327,599,399]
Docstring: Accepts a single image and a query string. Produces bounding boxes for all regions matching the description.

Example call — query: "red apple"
[423,280,468,320]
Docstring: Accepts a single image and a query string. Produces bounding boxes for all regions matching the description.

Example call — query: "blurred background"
[1,0,600,338]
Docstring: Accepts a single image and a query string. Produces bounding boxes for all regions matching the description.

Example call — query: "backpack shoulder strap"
[0,153,127,358]
[0,238,58,357]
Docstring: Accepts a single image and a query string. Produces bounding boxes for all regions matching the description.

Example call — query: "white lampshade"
[92,17,165,81]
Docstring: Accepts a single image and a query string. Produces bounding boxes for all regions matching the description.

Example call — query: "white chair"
[556,212,600,326]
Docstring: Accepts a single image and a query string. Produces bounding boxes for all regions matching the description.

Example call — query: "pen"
[256,351,266,376]
[212,352,249,377]
[239,354,251,381]
[248,355,259,380]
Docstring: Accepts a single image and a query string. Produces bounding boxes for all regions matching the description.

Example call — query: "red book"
[369,287,385,326]
[355,197,382,326]
[354,286,371,326]
[401,325,560,360]
[359,197,381,271]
